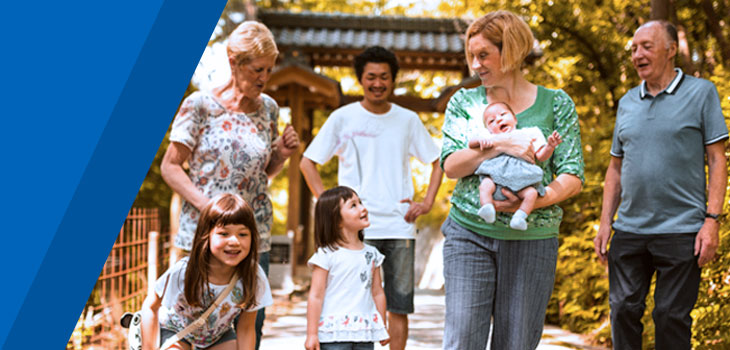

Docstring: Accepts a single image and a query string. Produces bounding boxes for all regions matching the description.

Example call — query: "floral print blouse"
[169,91,278,251]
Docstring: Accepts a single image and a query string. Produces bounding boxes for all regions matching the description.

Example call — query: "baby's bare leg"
[517,187,538,215]
[479,178,496,206]
[478,177,497,223]
[509,187,537,231]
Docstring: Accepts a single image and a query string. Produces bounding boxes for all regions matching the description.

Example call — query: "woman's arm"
[443,133,535,179]
[371,266,390,346]
[235,311,257,350]
[305,266,328,350]
[494,173,582,212]
[160,142,209,211]
[140,292,162,350]
[265,124,299,178]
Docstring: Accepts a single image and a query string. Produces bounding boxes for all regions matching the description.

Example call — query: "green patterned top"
[440,85,584,240]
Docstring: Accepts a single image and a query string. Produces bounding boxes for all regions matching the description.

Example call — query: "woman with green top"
[440,10,584,350]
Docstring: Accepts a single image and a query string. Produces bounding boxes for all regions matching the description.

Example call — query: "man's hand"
[401,199,432,223]
[695,220,720,267]
[593,224,612,264]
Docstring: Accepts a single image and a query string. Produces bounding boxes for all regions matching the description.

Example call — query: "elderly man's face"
[631,23,676,83]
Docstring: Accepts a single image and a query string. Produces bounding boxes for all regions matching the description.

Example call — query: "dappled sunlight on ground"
[260,288,607,350]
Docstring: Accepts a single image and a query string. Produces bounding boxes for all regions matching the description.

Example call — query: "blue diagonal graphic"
[0,0,227,348]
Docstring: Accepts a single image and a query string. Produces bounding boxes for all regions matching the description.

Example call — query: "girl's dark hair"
[354,46,399,82]
[185,193,260,309]
[314,186,364,250]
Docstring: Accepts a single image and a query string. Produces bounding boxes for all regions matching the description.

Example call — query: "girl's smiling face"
[209,223,251,268]
[339,194,370,235]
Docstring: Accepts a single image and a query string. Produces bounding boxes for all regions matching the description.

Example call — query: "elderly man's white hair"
[637,20,679,49]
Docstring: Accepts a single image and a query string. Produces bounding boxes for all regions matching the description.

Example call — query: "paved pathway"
[260,289,607,350]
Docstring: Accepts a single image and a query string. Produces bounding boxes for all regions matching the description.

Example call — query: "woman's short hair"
[465,10,534,73]
[227,21,279,66]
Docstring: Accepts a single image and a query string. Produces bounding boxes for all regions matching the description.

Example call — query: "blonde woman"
[161,21,298,349]
[439,10,584,349]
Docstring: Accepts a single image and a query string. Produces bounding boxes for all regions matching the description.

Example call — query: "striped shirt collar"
[640,68,684,99]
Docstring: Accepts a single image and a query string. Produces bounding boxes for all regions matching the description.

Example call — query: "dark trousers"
[255,251,270,350]
[608,230,701,350]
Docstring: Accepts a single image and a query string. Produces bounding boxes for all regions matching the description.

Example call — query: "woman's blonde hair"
[227,21,279,66]
[465,10,534,73]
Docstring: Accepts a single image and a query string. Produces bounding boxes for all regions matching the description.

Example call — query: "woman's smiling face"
[468,35,505,88]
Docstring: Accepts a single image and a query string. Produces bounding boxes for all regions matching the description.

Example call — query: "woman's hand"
[267,124,300,177]
[493,189,521,212]
[278,124,300,158]
[498,133,535,164]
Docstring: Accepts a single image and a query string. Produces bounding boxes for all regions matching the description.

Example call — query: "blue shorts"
[364,239,415,314]
[160,326,236,349]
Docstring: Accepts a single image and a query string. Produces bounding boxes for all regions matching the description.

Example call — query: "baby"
[468,102,562,230]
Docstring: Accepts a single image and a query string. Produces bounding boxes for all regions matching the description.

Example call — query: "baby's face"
[483,103,517,134]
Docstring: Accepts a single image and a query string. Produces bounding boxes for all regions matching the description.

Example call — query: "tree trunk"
[701,0,730,68]
[651,0,671,19]
[676,25,697,75]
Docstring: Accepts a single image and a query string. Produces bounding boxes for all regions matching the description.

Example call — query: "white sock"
[510,209,528,231]
[477,203,496,223]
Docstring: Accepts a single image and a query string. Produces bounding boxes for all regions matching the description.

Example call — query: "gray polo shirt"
[610,68,728,234]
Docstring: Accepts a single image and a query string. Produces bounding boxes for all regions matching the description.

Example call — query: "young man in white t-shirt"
[300,46,443,350]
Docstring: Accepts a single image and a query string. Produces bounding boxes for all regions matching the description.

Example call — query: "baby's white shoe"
[510,210,528,231]
[478,203,496,223]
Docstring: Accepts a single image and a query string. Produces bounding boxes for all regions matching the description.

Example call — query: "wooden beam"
[286,85,306,267]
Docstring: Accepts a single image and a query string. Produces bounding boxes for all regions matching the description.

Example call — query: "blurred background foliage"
[133,0,730,348]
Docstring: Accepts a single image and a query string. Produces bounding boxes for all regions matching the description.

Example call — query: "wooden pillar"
[286,85,306,267]
[300,108,314,269]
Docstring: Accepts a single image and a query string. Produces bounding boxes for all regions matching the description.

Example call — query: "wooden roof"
[259,10,470,72]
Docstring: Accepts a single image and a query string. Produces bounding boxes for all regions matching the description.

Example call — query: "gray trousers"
[441,217,558,350]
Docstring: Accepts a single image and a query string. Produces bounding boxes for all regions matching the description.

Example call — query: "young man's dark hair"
[353,46,399,82]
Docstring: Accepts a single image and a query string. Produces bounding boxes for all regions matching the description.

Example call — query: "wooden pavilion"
[253,9,480,270]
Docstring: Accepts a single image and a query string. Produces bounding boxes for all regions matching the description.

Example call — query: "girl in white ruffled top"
[305,186,390,350]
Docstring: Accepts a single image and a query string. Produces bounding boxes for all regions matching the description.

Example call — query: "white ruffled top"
[308,244,389,342]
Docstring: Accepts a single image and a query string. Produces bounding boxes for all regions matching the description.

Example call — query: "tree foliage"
[133,1,730,347]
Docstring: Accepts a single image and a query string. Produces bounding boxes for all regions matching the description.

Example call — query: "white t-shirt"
[155,257,273,348]
[308,244,389,342]
[303,102,440,239]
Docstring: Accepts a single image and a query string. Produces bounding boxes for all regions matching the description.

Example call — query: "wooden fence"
[67,208,170,350]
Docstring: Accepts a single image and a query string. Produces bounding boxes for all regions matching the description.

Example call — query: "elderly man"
[594,20,727,349]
